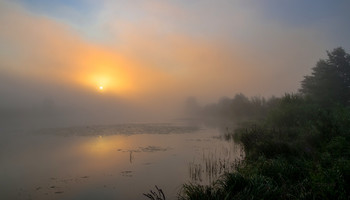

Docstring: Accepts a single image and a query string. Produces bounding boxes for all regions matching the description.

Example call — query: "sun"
[99,86,104,90]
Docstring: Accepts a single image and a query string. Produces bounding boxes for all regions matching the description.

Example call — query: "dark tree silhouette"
[300,47,350,107]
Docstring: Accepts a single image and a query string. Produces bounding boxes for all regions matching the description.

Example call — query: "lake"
[0,123,243,200]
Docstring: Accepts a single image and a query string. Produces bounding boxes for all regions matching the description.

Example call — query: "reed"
[143,185,166,200]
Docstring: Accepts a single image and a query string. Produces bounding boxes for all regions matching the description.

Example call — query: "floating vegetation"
[117,146,170,163]
[120,170,133,177]
[35,123,199,137]
[5,122,243,199]
[118,146,169,153]
[140,146,169,152]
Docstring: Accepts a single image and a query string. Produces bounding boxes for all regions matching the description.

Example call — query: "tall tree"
[300,47,350,107]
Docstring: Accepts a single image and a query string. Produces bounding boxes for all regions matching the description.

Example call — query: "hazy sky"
[1,0,349,124]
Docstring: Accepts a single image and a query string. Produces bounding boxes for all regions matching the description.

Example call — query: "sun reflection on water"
[81,135,125,156]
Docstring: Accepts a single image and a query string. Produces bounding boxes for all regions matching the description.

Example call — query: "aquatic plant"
[143,185,166,200]
[179,48,350,199]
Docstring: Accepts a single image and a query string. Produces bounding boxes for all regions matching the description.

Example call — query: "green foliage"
[182,97,350,199]
[198,94,274,124]
[179,183,220,200]
[300,47,350,107]
[179,172,280,200]
[326,136,350,158]
[331,106,350,139]
[221,174,280,199]
[180,48,350,200]
[266,93,318,128]
[309,160,348,200]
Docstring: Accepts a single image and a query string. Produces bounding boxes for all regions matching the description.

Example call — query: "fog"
[2,1,350,200]
[1,0,349,129]
[0,70,178,129]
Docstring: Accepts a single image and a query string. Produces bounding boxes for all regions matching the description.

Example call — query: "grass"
[178,95,350,200]
[143,185,166,200]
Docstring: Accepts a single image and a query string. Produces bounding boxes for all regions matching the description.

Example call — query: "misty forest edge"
[147,47,350,200]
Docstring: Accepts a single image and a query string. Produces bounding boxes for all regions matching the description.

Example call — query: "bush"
[179,172,280,200]
[180,90,350,199]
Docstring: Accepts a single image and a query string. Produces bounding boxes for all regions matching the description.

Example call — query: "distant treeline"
[186,93,279,124]
[186,47,350,125]
[179,47,350,199]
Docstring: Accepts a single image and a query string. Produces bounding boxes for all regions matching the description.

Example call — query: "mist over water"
[0,123,242,200]
[2,0,347,130]
[0,71,183,130]
[1,0,349,199]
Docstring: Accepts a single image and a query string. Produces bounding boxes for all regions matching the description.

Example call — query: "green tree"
[300,47,350,107]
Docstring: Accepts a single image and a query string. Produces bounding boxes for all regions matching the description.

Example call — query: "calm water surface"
[0,123,242,200]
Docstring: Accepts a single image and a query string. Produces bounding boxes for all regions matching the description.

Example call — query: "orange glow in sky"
[0,0,341,104]
[70,46,138,96]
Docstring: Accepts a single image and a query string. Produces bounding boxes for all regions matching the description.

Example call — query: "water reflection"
[82,135,124,156]
[0,123,242,200]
